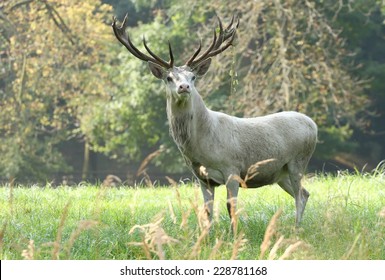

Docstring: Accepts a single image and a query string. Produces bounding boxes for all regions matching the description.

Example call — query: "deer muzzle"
[177,83,191,94]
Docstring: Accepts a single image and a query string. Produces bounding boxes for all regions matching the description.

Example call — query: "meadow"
[0,171,384,260]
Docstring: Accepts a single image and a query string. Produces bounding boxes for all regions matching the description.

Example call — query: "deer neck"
[166,91,210,154]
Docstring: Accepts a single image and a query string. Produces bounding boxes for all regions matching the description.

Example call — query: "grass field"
[0,171,384,260]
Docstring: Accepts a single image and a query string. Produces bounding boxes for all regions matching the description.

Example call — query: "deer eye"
[166,76,173,83]
[191,75,196,81]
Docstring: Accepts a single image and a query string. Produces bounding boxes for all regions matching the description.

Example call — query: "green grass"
[0,172,384,260]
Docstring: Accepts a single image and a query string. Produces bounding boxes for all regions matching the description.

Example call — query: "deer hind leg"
[278,163,310,227]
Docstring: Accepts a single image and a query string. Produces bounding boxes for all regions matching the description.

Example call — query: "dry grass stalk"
[136,147,166,187]
[0,223,6,250]
[140,238,152,260]
[230,232,248,260]
[21,240,35,260]
[224,196,243,235]
[208,239,224,260]
[278,240,306,260]
[136,147,165,187]
[259,208,282,259]
[188,228,210,259]
[65,220,99,258]
[189,188,212,232]
[245,159,276,182]
[227,174,248,189]
[189,197,204,231]
[168,200,177,224]
[258,209,310,260]
[136,147,164,177]
[268,235,308,260]
[227,159,276,189]
[342,233,361,260]
[165,176,178,187]
[180,208,192,230]
[51,202,71,260]
[173,185,182,208]
[102,174,122,187]
[171,185,193,230]
[128,215,179,260]
[268,235,285,260]
[141,171,154,187]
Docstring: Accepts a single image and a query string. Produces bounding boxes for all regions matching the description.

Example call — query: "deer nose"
[177,83,190,94]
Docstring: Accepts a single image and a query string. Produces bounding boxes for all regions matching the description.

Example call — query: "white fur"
[150,63,317,230]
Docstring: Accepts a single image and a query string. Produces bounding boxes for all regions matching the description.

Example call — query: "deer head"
[112,14,239,103]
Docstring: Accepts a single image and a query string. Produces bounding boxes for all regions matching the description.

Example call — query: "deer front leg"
[200,181,215,229]
[226,178,240,233]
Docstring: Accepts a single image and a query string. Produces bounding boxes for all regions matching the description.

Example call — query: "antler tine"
[186,29,218,67]
[207,30,236,57]
[222,15,238,41]
[112,13,173,69]
[188,30,217,67]
[112,14,150,61]
[186,15,238,68]
[227,14,235,29]
[213,16,224,50]
[142,37,170,68]
[213,15,238,49]
[186,40,202,66]
[168,41,174,68]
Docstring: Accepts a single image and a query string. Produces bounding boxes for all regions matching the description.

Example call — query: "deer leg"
[200,181,215,228]
[226,179,239,233]
[289,162,309,227]
[278,166,309,227]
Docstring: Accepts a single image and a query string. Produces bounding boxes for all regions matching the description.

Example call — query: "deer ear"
[148,61,167,79]
[193,58,211,77]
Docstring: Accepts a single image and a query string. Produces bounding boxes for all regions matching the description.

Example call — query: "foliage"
[0,0,114,180]
[321,0,385,162]
[316,125,357,159]
[1,173,385,259]
[84,4,211,171]
[1,0,384,182]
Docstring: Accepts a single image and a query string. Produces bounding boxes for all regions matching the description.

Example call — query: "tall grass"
[0,171,384,260]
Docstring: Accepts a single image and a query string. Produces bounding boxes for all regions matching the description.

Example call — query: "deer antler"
[185,15,239,69]
[112,14,174,69]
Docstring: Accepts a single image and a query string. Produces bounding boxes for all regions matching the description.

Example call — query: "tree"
[0,0,114,181]
[322,0,385,165]
[83,8,197,172]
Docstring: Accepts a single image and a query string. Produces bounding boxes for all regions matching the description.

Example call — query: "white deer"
[112,14,318,231]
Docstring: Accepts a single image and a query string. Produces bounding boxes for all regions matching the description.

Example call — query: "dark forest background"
[1,0,385,185]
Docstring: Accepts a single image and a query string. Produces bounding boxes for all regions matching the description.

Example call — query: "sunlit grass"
[0,171,384,260]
